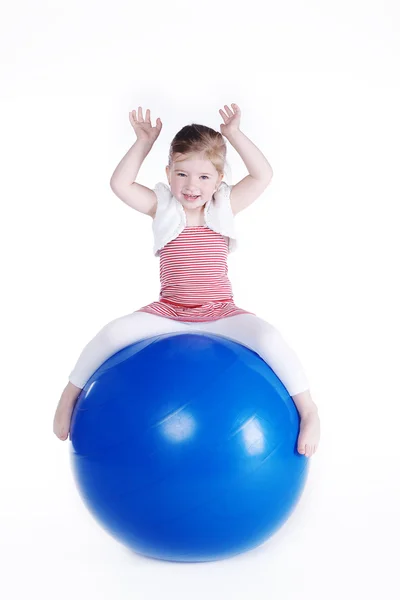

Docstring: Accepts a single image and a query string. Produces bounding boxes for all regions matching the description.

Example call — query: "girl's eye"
[177,173,209,180]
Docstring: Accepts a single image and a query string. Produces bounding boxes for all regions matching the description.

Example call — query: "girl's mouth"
[183,194,200,201]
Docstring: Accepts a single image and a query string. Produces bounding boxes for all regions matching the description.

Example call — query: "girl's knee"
[244,321,290,355]
[233,316,283,345]
[97,314,137,346]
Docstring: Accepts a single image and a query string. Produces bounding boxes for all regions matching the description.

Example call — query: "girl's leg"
[195,314,309,396]
[194,314,320,457]
[53,312,192,441]
[68,311,192,389]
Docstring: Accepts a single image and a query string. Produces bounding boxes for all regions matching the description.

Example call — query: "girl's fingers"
[131,107,153,123]
[130,108,161,132]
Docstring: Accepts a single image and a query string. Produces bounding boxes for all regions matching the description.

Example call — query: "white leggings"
[68,311,309,397]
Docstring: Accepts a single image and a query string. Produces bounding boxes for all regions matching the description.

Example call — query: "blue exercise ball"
[70,332,309,562]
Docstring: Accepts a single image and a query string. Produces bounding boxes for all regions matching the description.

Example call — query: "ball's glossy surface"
[70,332,308,562]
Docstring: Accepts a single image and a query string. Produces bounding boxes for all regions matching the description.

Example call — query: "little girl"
[53,103,320,458]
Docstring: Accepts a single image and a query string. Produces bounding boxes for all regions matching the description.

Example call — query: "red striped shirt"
[136,226,254,322]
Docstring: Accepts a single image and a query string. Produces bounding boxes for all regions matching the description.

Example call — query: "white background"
[1,1,399,598]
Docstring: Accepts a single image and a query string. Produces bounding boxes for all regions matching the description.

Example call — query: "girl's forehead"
[173,155,216,173]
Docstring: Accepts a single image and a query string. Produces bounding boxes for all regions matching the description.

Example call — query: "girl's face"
[166,153,224,211]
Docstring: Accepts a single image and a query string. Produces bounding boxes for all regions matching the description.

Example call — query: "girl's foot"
[297,410,320,457]
[291,389,320,457]
[53,382,82,441]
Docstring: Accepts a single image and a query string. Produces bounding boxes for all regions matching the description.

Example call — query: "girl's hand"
[219,103,241,138]
[129,106,162,144]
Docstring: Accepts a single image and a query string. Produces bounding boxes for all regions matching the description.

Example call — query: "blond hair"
[168,124,228,177]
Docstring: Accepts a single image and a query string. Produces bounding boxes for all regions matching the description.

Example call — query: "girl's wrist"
[135,137,155,149]
[224,128,242,141]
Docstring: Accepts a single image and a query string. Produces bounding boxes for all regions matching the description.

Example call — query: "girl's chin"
[180,197,207,207]
[183,195,201,203]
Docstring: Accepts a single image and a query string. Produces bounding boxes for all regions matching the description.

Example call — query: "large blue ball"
[70,332,309,562]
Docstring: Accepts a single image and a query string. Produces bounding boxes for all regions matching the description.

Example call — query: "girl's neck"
[184,207,206,227]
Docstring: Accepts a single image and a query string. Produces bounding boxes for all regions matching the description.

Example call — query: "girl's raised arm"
[109,107,162,217]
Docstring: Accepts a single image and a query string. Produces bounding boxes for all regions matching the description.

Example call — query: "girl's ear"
[215,177,223,192]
